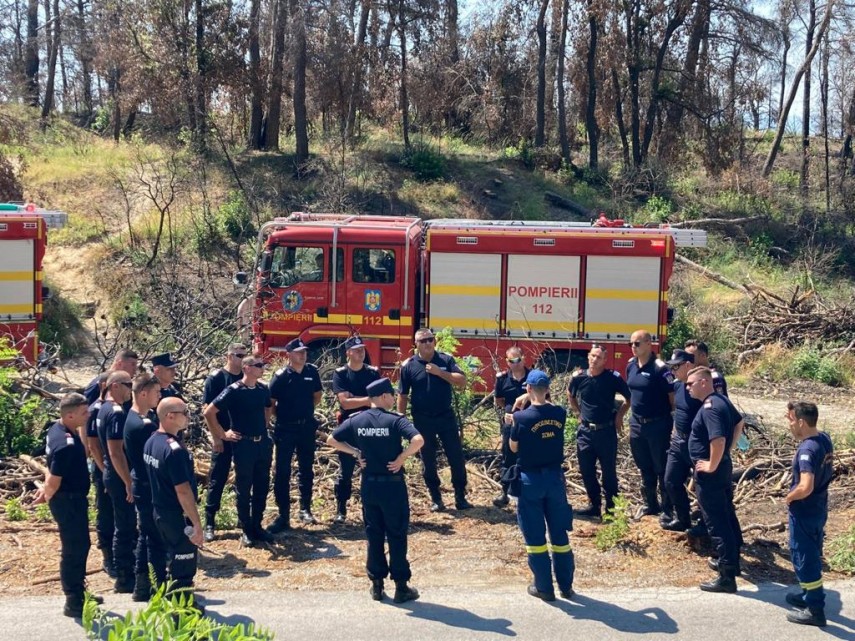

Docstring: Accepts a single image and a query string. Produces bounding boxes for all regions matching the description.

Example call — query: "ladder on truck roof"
[0,203,68,230]
[425,218,707,248]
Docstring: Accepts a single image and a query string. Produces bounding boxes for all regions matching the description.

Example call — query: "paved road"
[4,580,853,640]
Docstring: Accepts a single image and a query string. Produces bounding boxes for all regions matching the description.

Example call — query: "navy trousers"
[361,476,411,582]
[789,508,827,612]
[577,425,619,511]
[694,458,742,574]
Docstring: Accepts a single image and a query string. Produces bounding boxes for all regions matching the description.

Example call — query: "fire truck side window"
[269,246,343,287]
[353,248,395,284]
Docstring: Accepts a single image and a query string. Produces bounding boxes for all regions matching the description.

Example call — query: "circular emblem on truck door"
[282,290,304,312]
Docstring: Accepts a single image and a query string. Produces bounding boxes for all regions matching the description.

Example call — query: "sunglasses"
[168,408,191,417]
[249,362,265,368]
[506,357,522,364]
[230,353,247,358]
[629,341,647,347]
[417,337,435,344]
[118,381,133,388]
[686,380,702,388]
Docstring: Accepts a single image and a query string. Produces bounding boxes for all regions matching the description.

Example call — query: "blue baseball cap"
[343,336,365,351]
[151,353,179,368]
[666,349,694,366]
[525,369,550,387]
[366,378,395,397]
[285,338,308,352]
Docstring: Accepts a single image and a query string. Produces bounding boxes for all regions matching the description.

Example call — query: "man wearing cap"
[625,330,676,523]
[35,393,105,617]
[397,328,472,511]
[505,370,575,602]
[662,349,702,532]
[201,343,247,542]
[268,338,323,531]
[568,345,631,520]
[331,335,381,523]
[492,346,530,508]
[84,349,138,405]
[145,397,204,612]
[123,373,165,601]
[204,355,274,546]
[96,370,137,593]
[687,366,744,593]
[685,340,728,397]
[151,353,184,401]
[84,373,116,577]
[327,377,424,603]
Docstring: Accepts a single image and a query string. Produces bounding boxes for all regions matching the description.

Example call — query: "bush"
[827,525,855,574]
[595,494,631,552]
[0,342,51,456]
[217,191,255,243]
[39,283,84,358]
[4,497,28,521]
[402,142,446,182]
[641,195,673,223]
[662,305,697,356]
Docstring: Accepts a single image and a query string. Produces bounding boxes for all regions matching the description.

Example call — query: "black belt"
[241,434,266,442]
[279,417,313,425]
[635,414,670,424]
[364,474,404,482]
[54,491,88,499]
[582,420,614,432]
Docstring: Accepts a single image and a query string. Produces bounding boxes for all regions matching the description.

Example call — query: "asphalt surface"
[3,580,853,640]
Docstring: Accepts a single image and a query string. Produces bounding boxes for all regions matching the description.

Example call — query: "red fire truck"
[239,214,706,388]
[0,203,67,363]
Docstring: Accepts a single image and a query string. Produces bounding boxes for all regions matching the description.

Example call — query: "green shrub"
[787,345,822,380]
[662,305,697,356]
[0,343,50,455]
[39,283,84,357]
[595,494,631,552]
[34,502,52,522]
[402,142,446,182]
[827,525,855,574]
[641,195,673,223]
[771,169,800,189]
[217,191,255,243]
[4,497,28,521]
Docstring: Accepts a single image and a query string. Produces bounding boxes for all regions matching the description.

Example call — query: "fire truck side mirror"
[41,286,52,301]
[233,272,248,287]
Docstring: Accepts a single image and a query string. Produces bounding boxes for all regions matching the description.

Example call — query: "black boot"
[575,504,601,519]
[707,557,742,577]
[268,514,291,535]
[114,574,135,594]
[393,581,419,603]
[204,512,217,542]
[429,490,445,512]
[132,573,152,602]
[492,491,509,507]
[101,549,117,578]
[785,590,807,608]
[370,579,385,601]
[786,608,826,627]
[334,501,347,524]
[661,518,689,532]
[454,489,473,510]
[63,594,85,618]
[699,574,737,593]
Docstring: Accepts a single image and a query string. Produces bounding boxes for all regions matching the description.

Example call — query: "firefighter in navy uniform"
[144,397,205,611]
[661,350,703,532]
[267,338,323,531]
[687,366,744,593]
[83,349,138,405]
[331,335,381,523]
[96,370,138,592]
[625,330,675,522]
[123,373,165,601]
[203,355,274,546]
[567,345,631,520]
[201,343,247,542]
[783,401,834,627]
[684,340,728,397]
[152,352,184,401]
[327,378,424,603]
[36,393,105,618]
[492,346,530,507]
[84,373,115,577]
[397,328,472,511]
[506,370,575,602]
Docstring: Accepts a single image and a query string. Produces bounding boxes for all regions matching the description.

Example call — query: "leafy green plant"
[34,502,53,522]
[83,580,275,640]
[595,494,631,552]
[4,497,28,522]
[0,341,52,456]
[402,142,446,182]
[641,195,673,223]
[827,525,855,574]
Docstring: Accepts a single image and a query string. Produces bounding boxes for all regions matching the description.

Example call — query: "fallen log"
[19,455,49,478]
[543,192,593,218]
[675,253,751,294]
[670,215,764,228]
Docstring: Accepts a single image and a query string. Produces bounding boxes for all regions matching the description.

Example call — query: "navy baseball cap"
[366,378,395,397]
[525,369,550,387]
[151,353,179,368]
[285,338,308,352]
[666,349,694,366]
[343,336,365,351]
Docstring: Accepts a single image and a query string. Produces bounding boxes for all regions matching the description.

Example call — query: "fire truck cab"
[243,213,706,388]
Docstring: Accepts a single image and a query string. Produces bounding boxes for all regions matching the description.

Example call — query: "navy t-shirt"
[269,364,323,424]
[332,365,381,420]
[789,432,834,517]
[83,375,102,405]
[203,369,242,429]
[123,408,157,488]
[398,352,463,416]
[494,369,529,414]
[510,404,567,472]
[158,383,183,401]
[673,380,703,438]
[144,431,198,513]
[86,399,103,440]
[688,393,742,462]
[213,381,272,437]
[46,421,90,494]
[626,356,674,419]
[97,400,130,471]
[332,408,420,477]
[568,368,631,424]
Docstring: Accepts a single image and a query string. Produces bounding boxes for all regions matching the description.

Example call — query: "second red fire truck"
[238,213,706,388]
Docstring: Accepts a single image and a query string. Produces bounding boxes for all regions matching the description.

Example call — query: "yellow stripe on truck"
[507,319,578,332]
[0,304,34,314]
[585,322,656,334]
[586,289,659,301]
[430,284,501,296]
[0,271,33,281]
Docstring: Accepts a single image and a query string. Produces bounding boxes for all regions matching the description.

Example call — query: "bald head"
[156,397,189,435]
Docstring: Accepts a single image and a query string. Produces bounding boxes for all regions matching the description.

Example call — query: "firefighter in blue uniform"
[625,330,675,522]
[327,378,424,603]
[267,338,323,531]
[96,370,138,592]
[203,355,274,546]
[397,328,472,511]
[684,340,728,396]
[331,335,381,523]
[152,352,184,401]
[492,346,529,507]
[662,349,702,531]
[506,370,575,601]
[84,373,115,577]
[687,366,744,593]
[201,343,247,542]
[36,393,105,617]
[123,373,165,601]
[783,401,833,627]
[83,349,138,405]
[568,345,631,520]
[145,397,204,611]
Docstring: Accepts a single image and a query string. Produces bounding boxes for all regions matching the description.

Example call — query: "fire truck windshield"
[269,245,343,287]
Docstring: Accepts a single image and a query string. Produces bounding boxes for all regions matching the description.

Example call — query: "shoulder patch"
[275,367,286,377]
[335,365,347,372]
[113,405,124,414]
[655,358,666,368]
[402,357,411,366]
[209,368,222,376]
[143,418,152,426]
[229,381,243,389]
[367,365,379,372]
[612,370,620,377]
[799,453,810,461]
[704,401,713,408]
[628,357,637,364]
[571,370,582,378]
[167,438,181,451]
[712,371,721,378]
